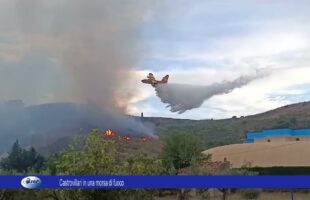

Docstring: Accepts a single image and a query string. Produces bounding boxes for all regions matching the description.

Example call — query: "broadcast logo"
[21,176,41,189]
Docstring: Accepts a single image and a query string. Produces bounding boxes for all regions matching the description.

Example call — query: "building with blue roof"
[244,129,310,143]
[203,128,310,168]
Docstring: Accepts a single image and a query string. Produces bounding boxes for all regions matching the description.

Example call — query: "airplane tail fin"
[161,75,169,83]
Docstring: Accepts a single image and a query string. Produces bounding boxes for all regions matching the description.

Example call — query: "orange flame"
[104,129,115,138]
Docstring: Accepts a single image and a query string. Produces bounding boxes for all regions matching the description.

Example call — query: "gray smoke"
[155,73,266,114]
[13,0,156,110]
[7,0,160,136]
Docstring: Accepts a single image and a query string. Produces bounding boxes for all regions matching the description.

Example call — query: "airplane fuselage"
[141,74,169,87]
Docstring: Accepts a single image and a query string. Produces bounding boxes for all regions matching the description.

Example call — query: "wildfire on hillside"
[103,129,151,143]
[104,129,115,138]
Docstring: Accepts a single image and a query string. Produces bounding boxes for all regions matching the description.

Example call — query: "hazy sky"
[1,0,310,119]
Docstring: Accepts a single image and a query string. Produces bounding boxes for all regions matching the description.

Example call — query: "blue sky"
[1,0,310,119]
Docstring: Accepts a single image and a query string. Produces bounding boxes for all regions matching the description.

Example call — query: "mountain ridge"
[1,100,310,155]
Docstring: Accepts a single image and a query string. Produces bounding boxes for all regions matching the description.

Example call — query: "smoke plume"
[13,0,156,110]
[155,73,266,114]
[9,0,159,135]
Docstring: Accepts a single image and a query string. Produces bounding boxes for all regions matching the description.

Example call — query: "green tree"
[1,140,23,172]
[53,129,169,200]
[0,140,45,173]
[55,130,118,175]
[161,132,202,200]
[120,154,165,200]
[23,147,45,172]
[54,129,120,199]
[162,132,202,172]
[123,153,164,175]
[0,130,170,200]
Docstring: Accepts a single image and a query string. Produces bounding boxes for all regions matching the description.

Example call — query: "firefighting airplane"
[141,73,169,87]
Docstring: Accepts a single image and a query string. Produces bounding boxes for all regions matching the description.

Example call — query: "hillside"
[1,100,310,156]
[147,101,310,149]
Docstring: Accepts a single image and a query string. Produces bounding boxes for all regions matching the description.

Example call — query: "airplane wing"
[147,73,155,80]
